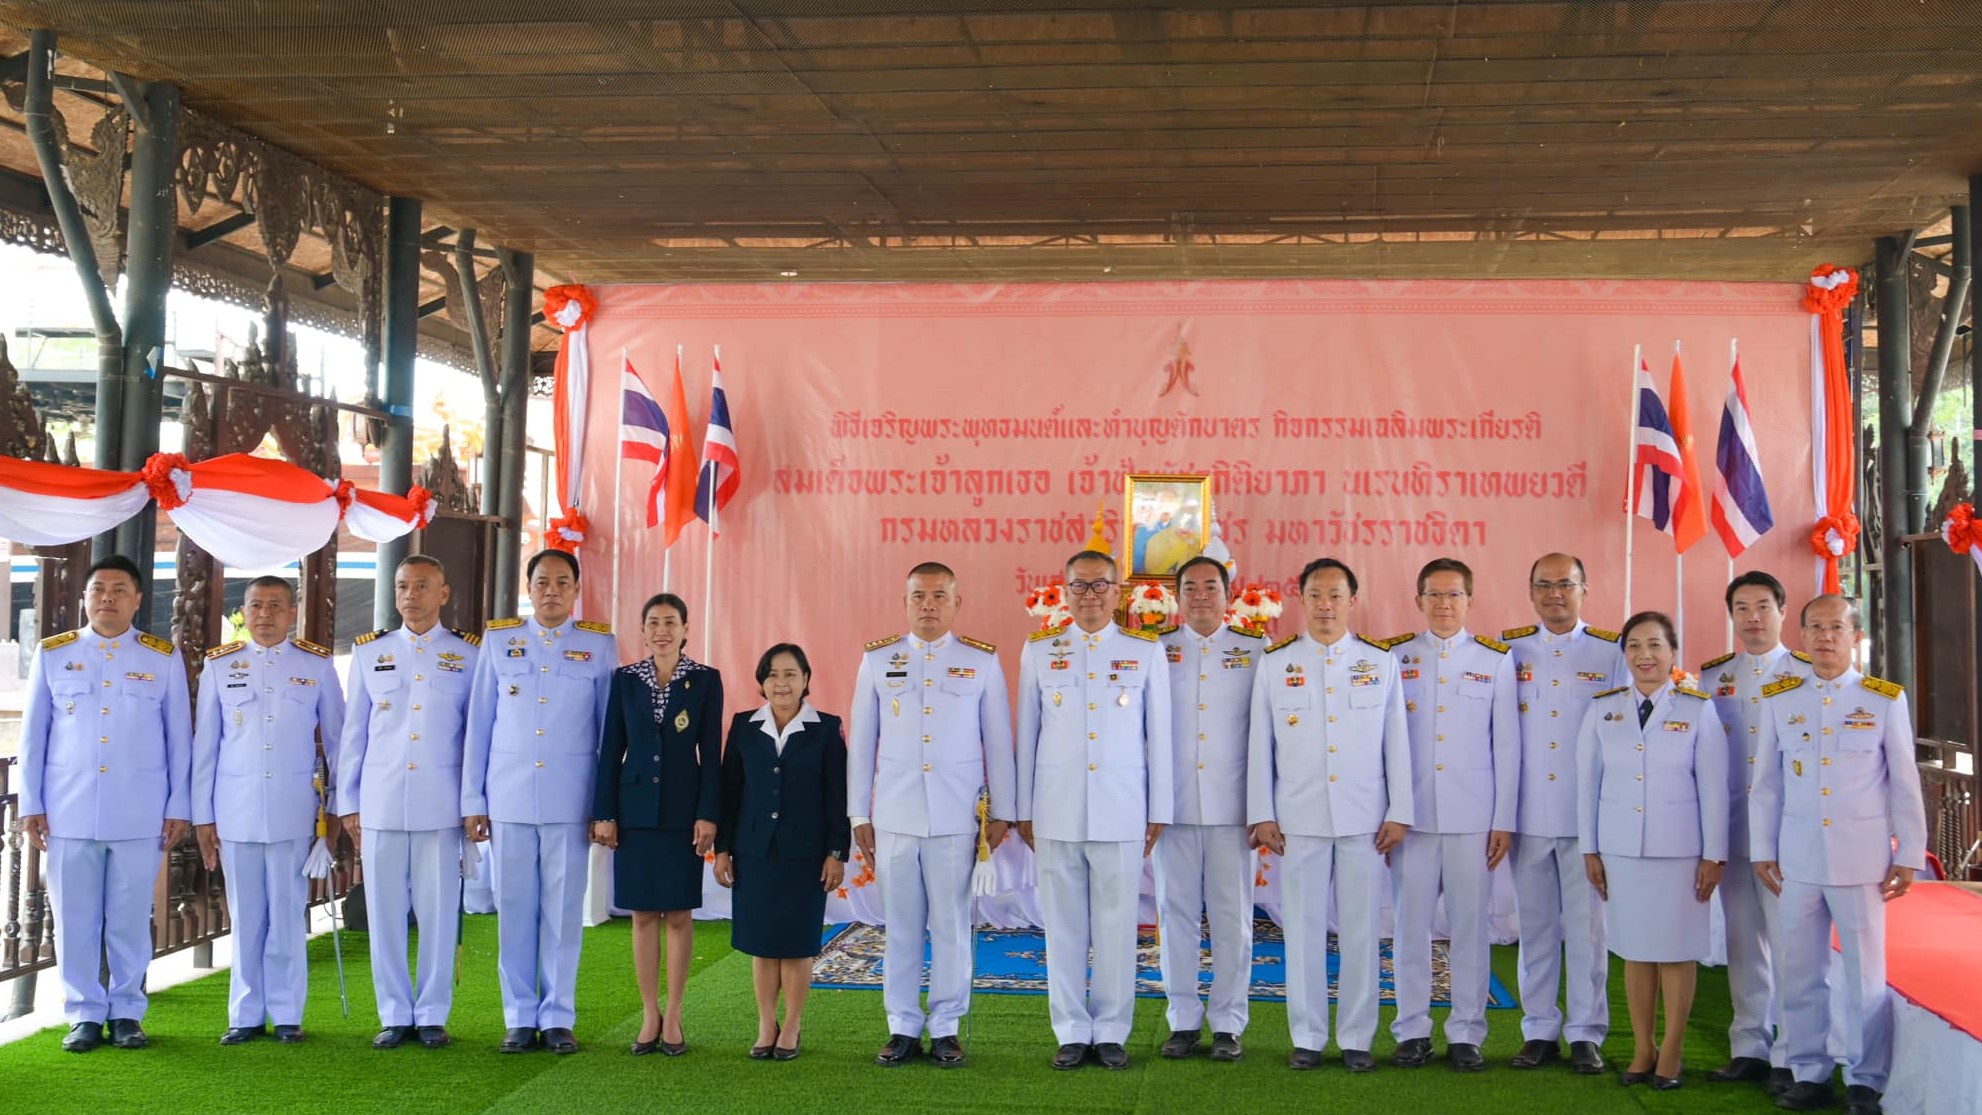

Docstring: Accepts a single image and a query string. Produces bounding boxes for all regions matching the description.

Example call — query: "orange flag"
[659,350,700,547]
[1666,352,1709,554]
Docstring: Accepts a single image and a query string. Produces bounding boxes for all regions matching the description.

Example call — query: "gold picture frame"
[1123,473,1212,582]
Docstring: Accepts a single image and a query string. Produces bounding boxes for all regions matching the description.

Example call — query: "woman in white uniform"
[1578,610,1728,1091]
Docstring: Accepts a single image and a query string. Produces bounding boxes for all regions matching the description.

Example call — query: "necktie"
[1638,698,1654,729]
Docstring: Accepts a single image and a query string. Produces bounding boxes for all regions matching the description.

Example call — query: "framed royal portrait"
[1123,473,1212,582]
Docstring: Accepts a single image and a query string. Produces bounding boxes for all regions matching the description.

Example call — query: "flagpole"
[663,346,680,595]
[702,343,720,662]
[1622,343,1641,619]
[609,346,627,627]
[1673,339,1684,654]
[1725,336,1738,652]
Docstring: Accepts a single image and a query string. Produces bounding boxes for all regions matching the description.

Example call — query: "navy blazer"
[716,706,850,863]
[592,662,724,829]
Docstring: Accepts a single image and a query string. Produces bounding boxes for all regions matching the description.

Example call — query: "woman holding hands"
[1578,610,1729,1090]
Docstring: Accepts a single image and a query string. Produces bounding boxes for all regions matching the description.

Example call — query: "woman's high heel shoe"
[1621,1068,1654,1086]
[1652,1062,1684,1090]
[661,1020,687,1057]
[749,1025,780,1060]
[771,1033,801,1062]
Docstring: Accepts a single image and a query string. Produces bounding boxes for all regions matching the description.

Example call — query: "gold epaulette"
[486,617,524,631]
[137,631,173,655]
[1861,675,1904,700]
[1028,624,1069,642]
[1474,634,1510,654]
[1156,624,1181,636]
[291,637,330,658]
[1676,686,1712,701]
[864,633,904,652]
[1593,685,1629,699]
[1791,650,1812,664]
[1374,633,1414,650]
[1501,624,1538,641]
[575,619,612,635]
[205,641,245,660]
[1585,627,1621,643]
[1762,676,1804,698]
[1265,634,1299,654]
[1119,626,1159,642]
[452,628,482,648]
[958,634,997,654]
[1226,624,1264,639]
[1702,651,1736,670]
[353,629,388,646]
[40,629,79,652]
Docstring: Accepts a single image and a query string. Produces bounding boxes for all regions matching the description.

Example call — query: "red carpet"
[1881,883,1982,1040]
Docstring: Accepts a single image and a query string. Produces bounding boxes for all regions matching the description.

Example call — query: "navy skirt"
[730,852,829,959]
[613,826,704,913]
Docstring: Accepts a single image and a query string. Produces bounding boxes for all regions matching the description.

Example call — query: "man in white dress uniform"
[1016,548,1172,1071]
[1247,558,1411,1073]
[848,561,1016,1069]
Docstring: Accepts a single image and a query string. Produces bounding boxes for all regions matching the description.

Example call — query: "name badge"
[885,670,907,678]
[1285,676,1306,688]
[1401,669,1420,680]
[507,648,526,658]
[374,663,396,672]
[1661,720,1690,732]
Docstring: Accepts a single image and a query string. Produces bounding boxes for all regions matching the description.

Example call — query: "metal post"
[1909,206,1972,535]
[374,197,421,630]
[1874,235,1915,692]
[112,81,180,616]
[1972,177,1982,509]
[491,249,533,620]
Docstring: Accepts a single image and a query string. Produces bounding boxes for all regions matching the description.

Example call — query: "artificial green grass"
[2,915,1791,1115]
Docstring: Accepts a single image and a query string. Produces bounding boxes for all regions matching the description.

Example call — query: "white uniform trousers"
[1777,879,1892,1091]
[1280,834,1385,1052]
[46,836,158,1025]
[362,827,462,1027]
[219,837,311,1028]
[876,830,976,1039]
[1513,834,1609,1044]
[1391,831,1492,1045]
[1035,837,1142,1046]
[1722,854,1786,1065]
[1151,823,1253,1034]
[493,821,590,1030]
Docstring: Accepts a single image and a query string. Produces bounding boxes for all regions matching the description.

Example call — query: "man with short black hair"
[1016,548,1172,1071]
[1153,554,1258,1062]
[192,575,344,1045]
[19,554,192,1052]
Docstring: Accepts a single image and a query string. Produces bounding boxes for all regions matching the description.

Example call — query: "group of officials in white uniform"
[16,545,1925,1114]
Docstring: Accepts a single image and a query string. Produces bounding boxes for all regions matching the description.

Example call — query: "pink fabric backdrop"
[573,279,1814,717]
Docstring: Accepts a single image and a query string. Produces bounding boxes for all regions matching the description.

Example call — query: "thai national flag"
[1709,352,1774,557]
[1632,353,1708,553]
[619,357,670,528]
[694,350,742,537]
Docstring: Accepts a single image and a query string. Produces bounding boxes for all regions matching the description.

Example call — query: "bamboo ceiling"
[2,1,1980,283]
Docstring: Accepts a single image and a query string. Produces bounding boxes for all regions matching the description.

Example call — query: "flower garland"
[547,282,597,564]
[546,509,591,553]
[1944,502,1982,575]
[1805,264,1860,594]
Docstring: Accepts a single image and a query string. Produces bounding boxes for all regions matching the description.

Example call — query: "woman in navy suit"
[713,643,848,1062]
[1579,610,1728,1090]
[591,593,723,1056]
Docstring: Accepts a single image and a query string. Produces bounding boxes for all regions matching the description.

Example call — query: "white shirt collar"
[1184,622,1223,645]
[1540,620,1585,644]
[910,631,952,652]
[400,624,439,646]
[751,701,821,741]
[1303,630,1352,656]
[1426,628,1469,652]
[1739,643,1788,672]
[1634,680,1674,707]
[1812,667,1861,691]
[251,639,283,656]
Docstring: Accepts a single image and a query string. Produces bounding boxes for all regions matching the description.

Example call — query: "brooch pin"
[674,710,691,732]
[1350,660,1376,674]
[891,697,901,717]
[377,653,394,664]
[1785,713,1807,726]
[889,652,908,669]
[63,661,85,671]
[1406,701,1418,713]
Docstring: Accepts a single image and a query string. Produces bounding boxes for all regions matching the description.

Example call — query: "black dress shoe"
[108,1019,147,1050]
[416,1025,450,1049]
[1710,1056,1773,1082]
[542,1028,577,1055]
[1160,1029,1202,1059]
[770,1035,801,1062]
[929,1035,965,1067]
[1622,1068,1655,1086]
[1569,1041,1606,1074]
[373,1026,416,1050]
[876,1033,922,1066]
[273,1025,305,1044]
[1448,1043,1485,1072]
[1510,1039,1562,1068]
[1209,1032,1243,1061]
[1776,1080,1838,1111]
[61,1022,103,1053]
[1769,1068,1796,1096]
[1288,1047,1322,1070]
[220,1025,264,1045]
[1342,1048,1376,1073]
[1843,1084,1883,1115]
[500,1028,539,1054]
[1052,1042,1089,1070]
[1094,1042,1129,1070]
[1392,1037,1433,1067]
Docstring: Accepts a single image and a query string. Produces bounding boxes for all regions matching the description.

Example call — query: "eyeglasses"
[1419,591,1469,602]
[1530,580,1585,593]
[1066,580,1115,596]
